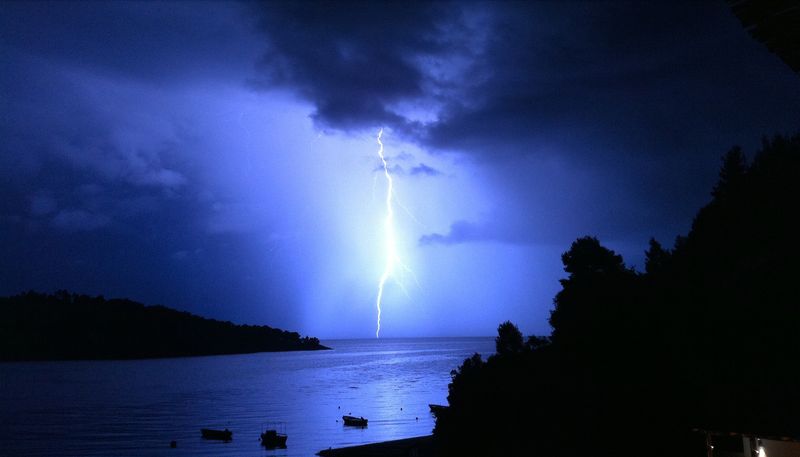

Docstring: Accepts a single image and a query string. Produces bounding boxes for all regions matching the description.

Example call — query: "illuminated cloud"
[409,164,442,177]
[1,1,799,338]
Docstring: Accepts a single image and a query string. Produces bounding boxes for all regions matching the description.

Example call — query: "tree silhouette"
[435,133,800,457]
[495,321,524,355]
[0,291,327,360]
[549,236,637,350]
[644,237,671,275]
[711,146,747,199]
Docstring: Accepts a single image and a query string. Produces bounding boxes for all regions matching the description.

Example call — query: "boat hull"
[200,428,233,441]
[342,415,368,427]
[261,430,288,448]
[428,404,449,416]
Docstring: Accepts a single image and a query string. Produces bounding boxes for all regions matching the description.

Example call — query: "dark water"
[0,337,494,456]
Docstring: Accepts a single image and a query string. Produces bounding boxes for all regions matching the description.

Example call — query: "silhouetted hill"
[434,134,800,457]
[0,291,328,361]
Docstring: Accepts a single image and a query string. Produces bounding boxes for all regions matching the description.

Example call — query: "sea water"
[0,337,494,456]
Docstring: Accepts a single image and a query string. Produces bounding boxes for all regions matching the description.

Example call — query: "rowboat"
[200,428,232,441]
[260,429,288,448]
[342,415,368,427]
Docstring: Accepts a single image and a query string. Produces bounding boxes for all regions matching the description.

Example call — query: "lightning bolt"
[372,129,420,338]
[375,128,397,338]
[374,129,394,338]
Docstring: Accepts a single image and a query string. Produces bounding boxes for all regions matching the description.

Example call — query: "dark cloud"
[2,0,799,336]
[250,1,800,256]
[0,1,256,223]
[28,194,57,217]
[251,1,800,160]
[0,1,260,84]
[51,209,111,232]
[423,2,800,163]
[409,163,442,177]
[419,220,494,246]
[372,164,405,176]
[249,1,480,132]
[372,162,441,177]
[0,2,301,328]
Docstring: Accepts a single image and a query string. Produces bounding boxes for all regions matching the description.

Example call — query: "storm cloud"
[251,2,800,159]
[249,1,800,255]
[1,1,799,337]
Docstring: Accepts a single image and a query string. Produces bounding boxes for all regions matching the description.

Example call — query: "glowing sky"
[1,1,799,338]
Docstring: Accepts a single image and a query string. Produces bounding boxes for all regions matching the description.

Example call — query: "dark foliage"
[0,291,327,361]
[435,134,800,456]
[495,321,525,355]
[727,0,800,74]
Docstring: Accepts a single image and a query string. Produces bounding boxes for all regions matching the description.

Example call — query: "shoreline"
[317,435,435,457]
[0,345,331,363]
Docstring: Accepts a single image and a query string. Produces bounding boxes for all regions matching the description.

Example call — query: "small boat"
[429,404,449,416]
[260,429,288,448]
[200,428,233,441]
[342,415,368,427]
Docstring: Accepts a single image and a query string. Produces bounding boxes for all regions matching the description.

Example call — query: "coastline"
[0,291,329,361]
[317,435,435,457]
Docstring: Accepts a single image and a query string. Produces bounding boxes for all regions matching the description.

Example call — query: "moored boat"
[200,428,233,441]
[342,415,368,427]
[429,404,449,416]
[260,429,288,448]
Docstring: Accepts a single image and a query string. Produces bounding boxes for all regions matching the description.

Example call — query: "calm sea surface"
[0,337,495,456]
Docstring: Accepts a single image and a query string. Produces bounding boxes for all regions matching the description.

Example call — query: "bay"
[0,337,494,456]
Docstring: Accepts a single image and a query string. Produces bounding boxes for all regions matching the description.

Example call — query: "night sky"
[2,1,799,338]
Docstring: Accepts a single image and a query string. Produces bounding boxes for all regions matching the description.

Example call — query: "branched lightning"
[374,128,394,338]
[373,129,419,338]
